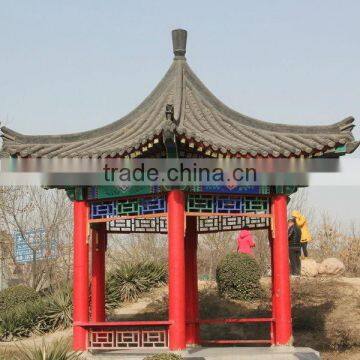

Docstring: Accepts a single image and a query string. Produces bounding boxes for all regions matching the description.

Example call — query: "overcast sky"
[0,1,359,225]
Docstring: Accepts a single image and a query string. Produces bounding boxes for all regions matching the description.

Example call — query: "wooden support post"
[268,224,276,345]
[167,190,186,350]
[185,215,199,345]
[272,195,292,345]
[73,201,89,351]
[91,223,106,322]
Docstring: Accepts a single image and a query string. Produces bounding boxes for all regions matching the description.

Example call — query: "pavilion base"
[85,346,320,360]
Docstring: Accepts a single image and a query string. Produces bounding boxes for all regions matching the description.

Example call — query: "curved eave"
[0,60,184,158]
[182,62,356,135]
[176,63,358,158]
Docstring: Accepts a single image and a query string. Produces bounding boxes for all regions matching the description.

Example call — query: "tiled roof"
[1,30,358,158]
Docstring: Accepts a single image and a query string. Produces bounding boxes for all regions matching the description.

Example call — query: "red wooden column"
[73,201,89,351]
[167,190,186,350]
[185,215,199,345]
[91,223,107,322]
[272,195,292,345]
[268,226,275,344]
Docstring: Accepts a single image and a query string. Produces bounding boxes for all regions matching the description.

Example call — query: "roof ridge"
[172,60,185,122]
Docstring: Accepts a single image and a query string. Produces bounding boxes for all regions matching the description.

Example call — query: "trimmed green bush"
[216,253,261,301]
[106,261,166,308]
[0,285,40,313]
[144,353,183,360]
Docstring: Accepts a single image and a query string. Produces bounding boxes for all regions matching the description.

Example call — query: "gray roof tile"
[1,30,358,158]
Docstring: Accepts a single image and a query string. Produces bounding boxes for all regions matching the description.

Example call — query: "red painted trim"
[186,192,271,199]
[186,212,272,218]
[73,201,89,351]
[201,340,272,345]
[90,212,271,224]
[76,320,172,327]
[199,318,274,324]
[167,190,186,350]
[185,216,199,345]
[106,230,167,234]
[87,192,168,204]
[272,195,292,345]
[89,212,166,223]
[269,220,276,345]
[197,225,270,234]
[91,223,106,322]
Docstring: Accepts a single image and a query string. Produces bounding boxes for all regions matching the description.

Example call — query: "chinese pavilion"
[1,29,358,352]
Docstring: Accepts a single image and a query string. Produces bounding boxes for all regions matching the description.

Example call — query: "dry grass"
[291,277,360,352]
[118,277,360,358]
[0,329,73,358]
[321,348,360,360]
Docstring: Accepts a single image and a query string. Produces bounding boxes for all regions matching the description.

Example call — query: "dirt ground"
[110,277,360,359]
[291,277,360,357]
[1,277,359,359]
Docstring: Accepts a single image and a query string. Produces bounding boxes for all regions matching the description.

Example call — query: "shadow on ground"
[109,278,360,354]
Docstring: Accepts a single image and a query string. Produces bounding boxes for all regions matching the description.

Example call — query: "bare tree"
[107,233,168,268]
[252,229,271,276]
[288,188,314,223]
[341,221,360,276]
[0,186,73,290]
[310,211,343,260]
[197,231,235,280]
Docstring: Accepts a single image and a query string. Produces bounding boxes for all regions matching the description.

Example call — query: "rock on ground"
[318,258,345,276]
[301,258,319,277]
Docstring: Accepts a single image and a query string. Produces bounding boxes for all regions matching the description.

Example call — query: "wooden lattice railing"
[76,321,171,350]
[198,317,275,345]
[76,317,274,350]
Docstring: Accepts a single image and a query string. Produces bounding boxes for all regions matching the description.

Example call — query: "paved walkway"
[86,346,320,359]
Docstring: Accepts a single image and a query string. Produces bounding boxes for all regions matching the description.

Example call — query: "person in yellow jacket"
[291,210,312,258]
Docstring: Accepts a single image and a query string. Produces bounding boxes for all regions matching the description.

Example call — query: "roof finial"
[172,29,187,58]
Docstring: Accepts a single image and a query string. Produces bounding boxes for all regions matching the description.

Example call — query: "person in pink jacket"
[237,228,256,255]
